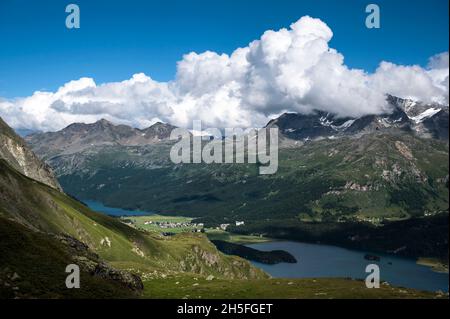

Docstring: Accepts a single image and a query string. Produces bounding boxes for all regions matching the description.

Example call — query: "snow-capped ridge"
[410,108,442,124]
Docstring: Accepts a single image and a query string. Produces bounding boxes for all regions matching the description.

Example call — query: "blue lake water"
[83,200,153,216]
[247,241,449,293]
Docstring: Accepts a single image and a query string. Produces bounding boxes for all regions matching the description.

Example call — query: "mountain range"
[26,119,177,157]
[21,96,449,262]
[25,95,449,158]
[269,95,449,143]
[2,114,438,298]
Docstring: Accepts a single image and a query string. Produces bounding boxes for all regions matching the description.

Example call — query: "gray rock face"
[0,117,62,190]
[421,109,449,140]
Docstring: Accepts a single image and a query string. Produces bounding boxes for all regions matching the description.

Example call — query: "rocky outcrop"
[0,117,62,190]
[57,234,144,292]
[211,240,297,265]
[175,244,267,280]
[394,141,414,161]
[344,181,379,192]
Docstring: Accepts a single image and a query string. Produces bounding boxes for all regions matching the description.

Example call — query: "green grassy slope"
[142,276,445,299]
[0,216,137,299]
[0,158,267,296]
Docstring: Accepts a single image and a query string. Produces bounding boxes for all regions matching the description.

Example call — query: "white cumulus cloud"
[0,16,448,132]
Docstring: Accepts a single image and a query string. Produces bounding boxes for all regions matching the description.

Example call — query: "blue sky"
[0,0,448,98]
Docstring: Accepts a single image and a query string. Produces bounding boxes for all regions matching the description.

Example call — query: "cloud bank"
[0,16,448,132]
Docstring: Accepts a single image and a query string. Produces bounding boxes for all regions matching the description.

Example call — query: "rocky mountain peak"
[142,122,177,140]
[386,94,449,118]
[97,118,112,125]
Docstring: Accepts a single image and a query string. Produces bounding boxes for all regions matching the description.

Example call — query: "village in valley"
[120,215,245,236]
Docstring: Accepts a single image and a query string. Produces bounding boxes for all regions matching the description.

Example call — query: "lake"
[83,199,153,216]
[247,241,449,293]
[84,200,448,293]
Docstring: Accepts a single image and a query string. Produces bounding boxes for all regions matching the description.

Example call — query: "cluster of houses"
[424,211,439,217]
[143,220,204,230]
[217,221,245,231]
[135,219,246,233]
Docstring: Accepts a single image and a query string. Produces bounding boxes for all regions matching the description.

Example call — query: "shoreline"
[416,258,449,274]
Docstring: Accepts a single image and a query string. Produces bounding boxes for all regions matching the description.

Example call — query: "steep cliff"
[0,117,62,190]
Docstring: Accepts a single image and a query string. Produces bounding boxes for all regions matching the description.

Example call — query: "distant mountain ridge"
[26,120,177,157]
[268,95,449,142]
[25,95,449,161]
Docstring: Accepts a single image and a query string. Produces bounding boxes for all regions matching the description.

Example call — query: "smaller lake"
[83,200,153,216]
[247,241,449,293]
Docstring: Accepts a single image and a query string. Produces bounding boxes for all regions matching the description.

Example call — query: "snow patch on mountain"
[331,120,356,131]
[319,115,333,127]
[410,108,442,123]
